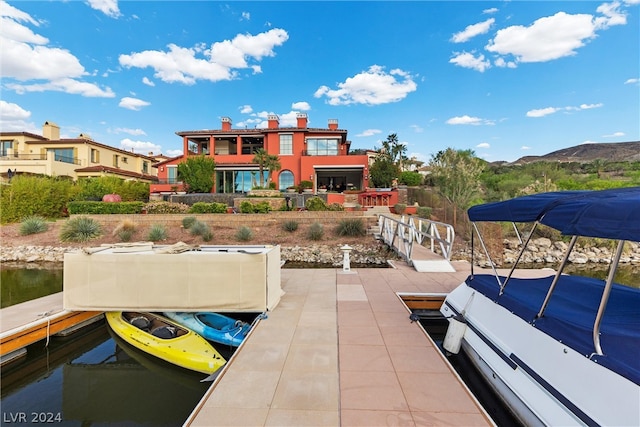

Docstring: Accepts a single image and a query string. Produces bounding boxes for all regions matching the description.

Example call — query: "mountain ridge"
[507,141,640,164]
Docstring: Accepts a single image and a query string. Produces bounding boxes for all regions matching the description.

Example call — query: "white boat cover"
[63,245,283,312]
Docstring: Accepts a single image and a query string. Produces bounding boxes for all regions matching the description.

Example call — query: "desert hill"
[513,141,640,164]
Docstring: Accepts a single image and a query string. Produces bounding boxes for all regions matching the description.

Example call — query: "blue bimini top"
[468,187,640,241]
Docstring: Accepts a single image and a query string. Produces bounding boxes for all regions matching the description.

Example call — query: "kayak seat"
[130,316,151,330]
[151,326,177,339]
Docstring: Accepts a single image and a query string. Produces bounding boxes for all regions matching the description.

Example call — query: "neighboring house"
[151,114,370,195]
[0,121,158,183]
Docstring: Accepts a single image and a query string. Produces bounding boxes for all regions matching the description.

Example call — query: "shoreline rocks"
[0,242,396,267]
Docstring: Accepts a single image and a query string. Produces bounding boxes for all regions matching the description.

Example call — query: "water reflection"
[1,266,63,308]
[1,322,210,426]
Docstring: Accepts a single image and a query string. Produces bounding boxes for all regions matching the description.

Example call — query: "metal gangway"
[376,214,456,272]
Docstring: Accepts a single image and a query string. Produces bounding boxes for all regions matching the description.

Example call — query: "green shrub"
[239,200,254,213]
[59,216,102,242]
[282,220,299,232]
[308,222,324,241]
[147,224,168,241]
[416,206,432,218]
[142,201,190,214]
[182,216,197,229]
[75,176,149,202]
[253,201,271,213]
[1,175,77,223]
[189,202,227,214]
[19,216,49,236]
[235,226,253,242]
[399,171,423,186]
[201,229,213,242]
[113,220,137,242]
[305,197,327,211]
[67,201,144,214]
[327,203,345,211]
[336,218,366,237]
[189,220,210,237]
[298,180,313,190]
[393,203,407,214]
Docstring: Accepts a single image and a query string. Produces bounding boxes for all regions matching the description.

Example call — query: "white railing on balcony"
[377,214,455,263]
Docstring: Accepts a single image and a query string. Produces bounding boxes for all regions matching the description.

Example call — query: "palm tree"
[252,149,281,188]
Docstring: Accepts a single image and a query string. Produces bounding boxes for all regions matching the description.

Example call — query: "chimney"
[43,121,60,140]
[268,114,279,129]
[221,117,232,131]
[328,119,338,130]
[78,133,92,140]
[296,113,308,128]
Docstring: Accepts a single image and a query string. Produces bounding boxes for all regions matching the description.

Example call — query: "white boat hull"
[441,283,640,427]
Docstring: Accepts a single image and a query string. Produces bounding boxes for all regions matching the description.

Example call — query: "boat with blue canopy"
[440,187,640,426]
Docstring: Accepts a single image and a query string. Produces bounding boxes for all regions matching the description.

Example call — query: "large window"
[279,134,293,155]
[215,170,266,193]
[278,170,294,190]
[91,149,100,163]
[306,138,338,156]
[167,166,178,184]
[1,140,13,157]
[48,148,75,164]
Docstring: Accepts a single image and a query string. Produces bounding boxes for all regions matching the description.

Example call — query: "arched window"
[278,170,294,190]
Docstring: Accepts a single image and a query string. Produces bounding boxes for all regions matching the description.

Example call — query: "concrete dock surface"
[186,261,495,427]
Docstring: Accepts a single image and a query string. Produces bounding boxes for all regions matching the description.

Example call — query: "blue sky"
[1,0,638,163]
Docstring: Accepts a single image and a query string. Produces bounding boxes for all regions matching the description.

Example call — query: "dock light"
[340,244,353,273]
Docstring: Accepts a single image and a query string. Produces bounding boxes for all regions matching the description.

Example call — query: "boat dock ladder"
[376,214,456,272]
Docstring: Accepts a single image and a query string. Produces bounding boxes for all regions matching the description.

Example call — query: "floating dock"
[0,292,103,366]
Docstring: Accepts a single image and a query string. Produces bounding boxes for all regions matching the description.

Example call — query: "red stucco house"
[150,114,371,196]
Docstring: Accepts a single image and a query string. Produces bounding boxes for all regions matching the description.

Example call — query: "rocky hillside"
[514,141,640,164]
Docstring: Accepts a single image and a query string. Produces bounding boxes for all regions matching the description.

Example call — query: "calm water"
[1,320,215,426]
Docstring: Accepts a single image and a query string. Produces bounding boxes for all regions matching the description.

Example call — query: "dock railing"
[377,214,455,264]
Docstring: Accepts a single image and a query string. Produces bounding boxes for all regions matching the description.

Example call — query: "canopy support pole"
[472,222,502,288]
[593,239,624,356]
[536,235,578,320]
[500,221,539,295]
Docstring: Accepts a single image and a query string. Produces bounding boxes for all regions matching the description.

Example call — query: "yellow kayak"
[106,311,226,374]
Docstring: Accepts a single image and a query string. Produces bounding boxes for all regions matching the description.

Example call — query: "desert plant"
[182,216,197,229]
[112,219,137,242]
[59,216,102,242]
[19,216,49,236]
[147,224,168,242]
[235,225,253,242]
[393,203,407,214]
[416,206,432,218]
[201,229,213,242]
[189,220,210,237]
[308,222,324,241]
[282,220,299,232]
[142,201,190,214]
[305,197,327,211]
[239,200,254,213]
[336,218,366,237]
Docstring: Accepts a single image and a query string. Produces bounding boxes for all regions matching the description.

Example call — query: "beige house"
[0,122,158,183]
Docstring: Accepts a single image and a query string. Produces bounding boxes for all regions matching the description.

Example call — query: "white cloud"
[603,131,625,137]
[527,103,603,117]
[521,146,532,150]
[142,77,155,86]
[624,78,639,84]
[451,18,495,43]
[0,99,30,120]
[241,11,250,20]
[449,51,491,72]
[291,101,310,111]
[314,65,417,106]
[483,8,499,14]
[477,142,491,148]
[446,115,493,125]
[165,149,183,157]
[87,0,121,18]
[119,28,289,85]
[120,138,161,155]
[581,140,600,144]
[410,124,423,133]
[1,3,115,96]
[356,129,382,137]
[486,12,598,64]
[527,107,560,117]
[239,104,253,114]
[594,1,627,28]
[119,97,150,111]
[113,127,147,136]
